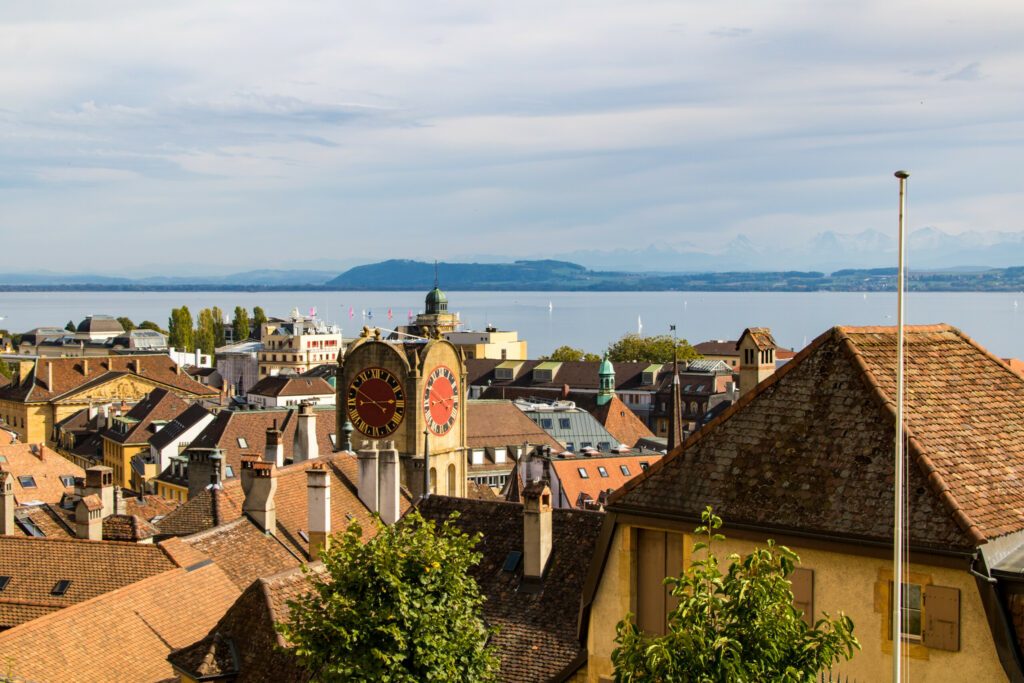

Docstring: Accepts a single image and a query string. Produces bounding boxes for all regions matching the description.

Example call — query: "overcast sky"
[3,1,1023,273]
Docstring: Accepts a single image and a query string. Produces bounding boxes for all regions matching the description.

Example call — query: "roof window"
[502,551,523,572]
[0,455,6,463]
[329,434,337,447]
[237,437,248,448]
[558,418,571,429]
[597,466,609,478]
[577,468,589,479]
[540,418,553,429]
[60,475,76,487]
[18,475,36,488]
[298,530,309,542]
[225,466,235,479]
[16,517,44,537]
[639,461,650,471]
[619,465,631,476]
[0,576,9,591]
[51,580,72,596]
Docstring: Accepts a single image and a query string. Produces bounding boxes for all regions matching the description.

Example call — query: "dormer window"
[237,437,248,448]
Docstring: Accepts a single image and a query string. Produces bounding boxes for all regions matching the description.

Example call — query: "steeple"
[667,344,684,451]
[425,262,448,315]
[596,355,615,406]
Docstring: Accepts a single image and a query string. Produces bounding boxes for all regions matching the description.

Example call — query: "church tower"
[737,327,777,398]
[596,355,615,406]
[412,265,459,337]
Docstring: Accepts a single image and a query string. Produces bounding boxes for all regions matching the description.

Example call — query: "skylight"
[597,466,609,478]
[60,475,76,487]
[619,465,631,476]
[502,551,523,572]
[51,580,72,596]
[0,576,10,591]
[18,475,36,488]
[577,468,589,479]
[237,437,248,448]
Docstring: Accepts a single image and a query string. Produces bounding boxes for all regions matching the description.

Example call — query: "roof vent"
[51,579,72,596]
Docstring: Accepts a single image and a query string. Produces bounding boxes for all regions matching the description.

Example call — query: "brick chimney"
[187,450,226,499]
[295,402,319,462]
[82,358,89,376]
[265,422,284,467]
[0,470,14,535]
[241,457,276,534]
[356,441,379,514]
[114,486,127,515]
[82,466,114,517]
[379,441,401,525]
[522,481,553,579]
[306,463,331,561]
[75,494,103,540]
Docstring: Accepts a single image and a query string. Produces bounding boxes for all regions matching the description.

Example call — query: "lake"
[1,290,1023,359]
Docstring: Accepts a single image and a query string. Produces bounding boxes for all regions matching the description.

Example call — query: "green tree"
[540,345,602,362]
[211,306,226,347]
[65,320,76,332]
[252,306,268,339]
[0,360,11,380]
[232,306,251,342]
[167,306,195,352]
[605,333,700,363]
[195,308,217,357]
[613,508,859,682]
[116,316,135,333]
[279,511,499,682]
[139,320,166,334]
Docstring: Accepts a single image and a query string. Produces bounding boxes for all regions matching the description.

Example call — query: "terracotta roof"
[179,517,301,590]
[169,565,319,682]
[612,324,1024,552]
[102,513,161,542]
[467,400,562,450]
[0,563,239,683]
[737,327,777,351]
[467,480,503,501]
[418,496,603,682]
[124,492,181,522]
[0,443,83,505]
[0,536,176,628]
[0,354,218,403]
[157,452,411,559]
[101,387,190,444]
[576,394,654,447]
[247,375,334,397]
[552,453,661,509]
[148,403,213,450]
[694,340,738,356]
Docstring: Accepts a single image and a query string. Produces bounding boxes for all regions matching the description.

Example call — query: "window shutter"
[636,529,667,635]
[791,568,814,626]
[923,584,960,651]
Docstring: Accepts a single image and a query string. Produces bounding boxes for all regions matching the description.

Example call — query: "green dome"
[599,357,614,376]
[425,286,448,314]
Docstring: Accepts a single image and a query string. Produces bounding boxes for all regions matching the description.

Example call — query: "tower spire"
[667,327,684,451]
[434,260,439,289]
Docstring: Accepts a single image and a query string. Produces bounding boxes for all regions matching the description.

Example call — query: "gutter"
[973,553,1024,683]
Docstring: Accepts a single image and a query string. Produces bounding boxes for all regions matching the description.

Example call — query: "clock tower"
[336,328,468,498]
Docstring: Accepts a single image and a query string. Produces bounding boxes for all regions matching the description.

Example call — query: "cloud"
[943,62,983,81]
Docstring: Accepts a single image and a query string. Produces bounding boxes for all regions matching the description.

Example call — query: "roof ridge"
[833,326,986,546]
[608,326,836,506]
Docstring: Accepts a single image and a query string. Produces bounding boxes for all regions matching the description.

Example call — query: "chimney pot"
[357,444,379,516]
[296,402,319,462]
[242,461,277,534]
[379,443,401,525]
[75,494,104,540]
[83,466,114,517]
[265,425,284,467]
[307,463,331,561]
[522,481,553,579]
[0,470,14,536]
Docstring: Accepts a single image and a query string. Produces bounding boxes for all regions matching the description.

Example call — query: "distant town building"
[246,375,336,408]
[258,309,343,378]
[216,339,263,395]
[444,326,527,360]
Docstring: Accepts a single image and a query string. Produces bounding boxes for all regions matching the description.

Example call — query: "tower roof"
[425,286,447,306]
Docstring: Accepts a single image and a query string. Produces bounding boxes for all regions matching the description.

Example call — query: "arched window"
[447,463,456,495]
[690,401,699,415]
[429,467,437,494]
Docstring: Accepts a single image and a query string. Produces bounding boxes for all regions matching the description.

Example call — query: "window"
[329,434,337,447]
[60,475,76,487]
[541,418,553,429]
[51,580,72,596]
[598,442,611,451]
[494,448,507,464]
[558,418,571,429]
[897,582,923,640]
[18,475,36,488]
[790,568,814,626]
[566,442,575,452]
[577,468,589,479]
[471,449,485,465]
[620,465,631,476]
[237,437,248,448]
[639,461,650,471]
[0,576,10,591]
[886,581,961,652]
[225,466,235,479]
[581,442,592,449]
[502,551,523,572]
[636,529,684,635]
[597,466,609,477]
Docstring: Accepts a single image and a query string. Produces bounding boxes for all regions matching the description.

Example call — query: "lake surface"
[2,290,1023,359]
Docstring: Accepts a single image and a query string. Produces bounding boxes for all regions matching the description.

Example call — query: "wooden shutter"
[923,584,960,651]
[665,533,683,616]
[636,529,667,635]
[791,568,814,626]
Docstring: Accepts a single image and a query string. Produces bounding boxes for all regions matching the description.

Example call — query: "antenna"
[893,169,910,682]
[434,260,439,289]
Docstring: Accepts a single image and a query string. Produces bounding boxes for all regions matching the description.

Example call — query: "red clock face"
[346,367,406,437]
[423,365,459,435]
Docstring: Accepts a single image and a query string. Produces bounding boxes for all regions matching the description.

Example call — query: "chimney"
[75,494,104,540]
[187,450,226,499]
[265,422,284,467]
[357,441,379,514]
[379,441,401,525]
[82,466,114,517]
[82,358,89,375]
[307,463,331,561]
[295,402,319,462]
[47,362,53,390]
[522,481,553,579]
[0,470,14,535]
[114,486,127,515]
[17,360,34,387]
[195,348,202,368]
[241,457,277,534]
[87,403,98,421]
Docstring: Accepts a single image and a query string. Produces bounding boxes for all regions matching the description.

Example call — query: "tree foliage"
[613,508,859,682]
[65,320,76,332]
[139,320,166,334]
[167,306,194,352]
[116,316,135,333]
[211,306,226,347]
[541,345,602,362]
[195,308,217,357]
[232,306,251,342]
[252,306,268,339]
[605,333,700,364]
[279,510,499,682]
[0,360,11,379]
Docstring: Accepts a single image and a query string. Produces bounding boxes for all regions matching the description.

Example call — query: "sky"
[3,1,1024,274]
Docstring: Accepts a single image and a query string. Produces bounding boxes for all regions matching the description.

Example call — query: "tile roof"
[574,394,654,447]
[247,375,335,397]
[467,358,667,392]
[124,492,181,522]
[612,324,1024,552]
[737,326,777,351]
[178,517,302,590]
[0,536,176,628]
[0,354,219,403]
[169,565,319,682]
[102,513,161,542]
[551,453,662,509]
[147,402,213,450]
[0,563,239,683]
[0,443,83,505]
[418,496,603,682]
[693,339,738,356]
[157,452,410,559]
[466,400,562,450]
[101,387,190,444]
